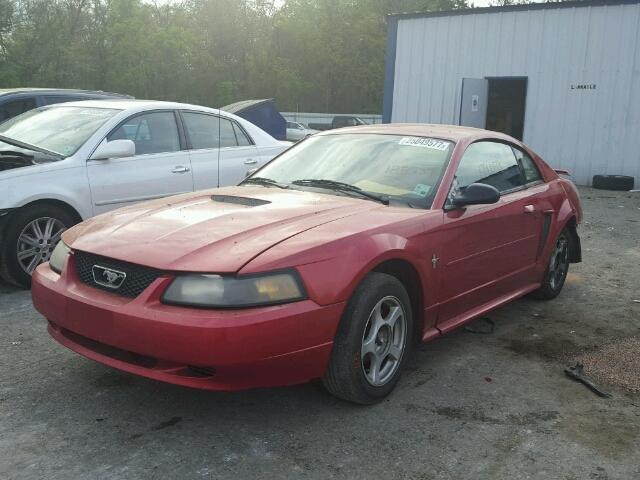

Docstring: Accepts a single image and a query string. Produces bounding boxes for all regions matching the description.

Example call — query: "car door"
[180,111,221,191]
[435,140,544,331]
[218,116,260,186]
[87,110,194,214]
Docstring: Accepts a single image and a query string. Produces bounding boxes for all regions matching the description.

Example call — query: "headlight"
[161,270,307,308]
[49,241,71,274]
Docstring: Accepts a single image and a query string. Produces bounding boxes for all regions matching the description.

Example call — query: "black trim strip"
[538,213,552,257]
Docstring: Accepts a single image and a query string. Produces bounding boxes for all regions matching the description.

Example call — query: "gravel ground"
[578,337,640,393]
[0,187,639,480]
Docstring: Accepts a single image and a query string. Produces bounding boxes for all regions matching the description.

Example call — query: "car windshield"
[250,134,454,208]
[0,106,120,157]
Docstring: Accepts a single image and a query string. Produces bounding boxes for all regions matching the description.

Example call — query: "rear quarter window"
[513,147,542,183]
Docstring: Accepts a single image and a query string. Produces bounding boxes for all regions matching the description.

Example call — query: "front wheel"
[323,272,413,404]
[530,228,571,300]
[0,205,76,288]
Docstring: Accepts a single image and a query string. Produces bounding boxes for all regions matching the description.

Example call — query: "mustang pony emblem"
[92,265,127,289]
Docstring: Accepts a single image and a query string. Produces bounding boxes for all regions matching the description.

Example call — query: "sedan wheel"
[17,217,67,275]
[0,205,76,288]
[323,272,413,404]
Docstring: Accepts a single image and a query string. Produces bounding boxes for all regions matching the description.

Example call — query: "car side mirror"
[90,139,135,160]
[451,183,500,208]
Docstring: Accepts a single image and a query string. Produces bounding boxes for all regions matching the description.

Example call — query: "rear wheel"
[323,272,412,404]
[0,205,76,288]
[530,228,571,300]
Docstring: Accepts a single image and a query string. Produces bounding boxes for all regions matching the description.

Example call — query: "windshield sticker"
[399,137,449,151]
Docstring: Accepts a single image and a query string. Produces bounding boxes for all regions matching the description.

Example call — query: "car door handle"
[524,204,535,213]
[172,166,190,174]
[244,158,258,165]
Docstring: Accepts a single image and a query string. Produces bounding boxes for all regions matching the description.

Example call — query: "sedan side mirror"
[90,139,135,160]
[451,183,500,208]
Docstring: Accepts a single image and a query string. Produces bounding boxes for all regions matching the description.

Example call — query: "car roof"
[42,99,219,113]
[318,123,514,142]
[0,88,130,97]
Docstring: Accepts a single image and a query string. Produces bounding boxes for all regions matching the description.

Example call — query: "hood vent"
[211,195,270,207]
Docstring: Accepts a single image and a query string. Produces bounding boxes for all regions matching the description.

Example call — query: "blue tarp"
[221,99,287,141]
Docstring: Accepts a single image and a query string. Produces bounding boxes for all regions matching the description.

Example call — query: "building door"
[459,77,528,140]
[459,78,488,129]
[485,77,528,140]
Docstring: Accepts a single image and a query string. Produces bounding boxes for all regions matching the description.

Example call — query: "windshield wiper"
[242,176,289,189]
[0,134,64,159]
[292,179,389,205]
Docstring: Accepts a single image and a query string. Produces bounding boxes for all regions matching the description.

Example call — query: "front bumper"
[32,255,345,391]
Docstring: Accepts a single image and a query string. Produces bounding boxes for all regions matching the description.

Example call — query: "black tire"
[530,228,572,300]
[0,204,77,288]
[322,272,413,404]
[592,174,635,191]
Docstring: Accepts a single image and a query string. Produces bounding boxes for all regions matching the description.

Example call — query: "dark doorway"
[485,77,527,140]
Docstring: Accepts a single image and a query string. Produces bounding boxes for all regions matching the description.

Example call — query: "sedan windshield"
[0,106,120,157]
[249,134,454,208]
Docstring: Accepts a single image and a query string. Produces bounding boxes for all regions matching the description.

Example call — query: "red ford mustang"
[32,124,582,404]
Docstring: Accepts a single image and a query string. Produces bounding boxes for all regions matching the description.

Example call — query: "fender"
[16,193,89,221]
[541,195,581,265]
[245,230,433,307]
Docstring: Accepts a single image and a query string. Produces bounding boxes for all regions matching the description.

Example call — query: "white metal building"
[383,0,640,185]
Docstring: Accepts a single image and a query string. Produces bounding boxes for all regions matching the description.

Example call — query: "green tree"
[0,0,469,113]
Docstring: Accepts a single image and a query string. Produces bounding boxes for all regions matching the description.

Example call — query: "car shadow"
[0,279,21,294]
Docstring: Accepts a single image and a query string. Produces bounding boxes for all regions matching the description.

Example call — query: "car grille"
[74,251,163,298]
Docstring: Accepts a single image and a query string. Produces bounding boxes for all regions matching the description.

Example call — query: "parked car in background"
[222,99,287,141]
[32,124,582,404]
[286,121,319,141]
[0,99,289,287]
[0,88,131,123]
[308,115,369,131]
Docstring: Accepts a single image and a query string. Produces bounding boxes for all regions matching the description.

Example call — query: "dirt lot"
[1,187,638,480]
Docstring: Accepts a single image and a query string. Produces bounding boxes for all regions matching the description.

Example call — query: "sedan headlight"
[49,241,71,274]
[161,270,307,308]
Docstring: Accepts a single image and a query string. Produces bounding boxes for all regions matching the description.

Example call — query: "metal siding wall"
[391,4,640,185]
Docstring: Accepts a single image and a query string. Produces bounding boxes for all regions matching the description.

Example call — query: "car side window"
[182,112,220,150]
[232,122,253,146]
[108,111,180,155]
[512,147,542,184]
[0,98,36,121]
[220,117,252,148]
[453,141,526,195]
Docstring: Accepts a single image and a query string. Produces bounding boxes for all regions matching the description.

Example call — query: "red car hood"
[64,186,381,272]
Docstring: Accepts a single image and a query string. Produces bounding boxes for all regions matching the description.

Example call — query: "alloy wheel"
[360,296,407,387]
[549,235,569,290]
[16,217,66,275]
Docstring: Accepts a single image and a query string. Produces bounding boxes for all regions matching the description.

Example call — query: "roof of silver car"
[0,88,131,97]
[44,99,218,112]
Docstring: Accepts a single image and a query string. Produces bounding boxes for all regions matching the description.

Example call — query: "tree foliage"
[0,0,467,113]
